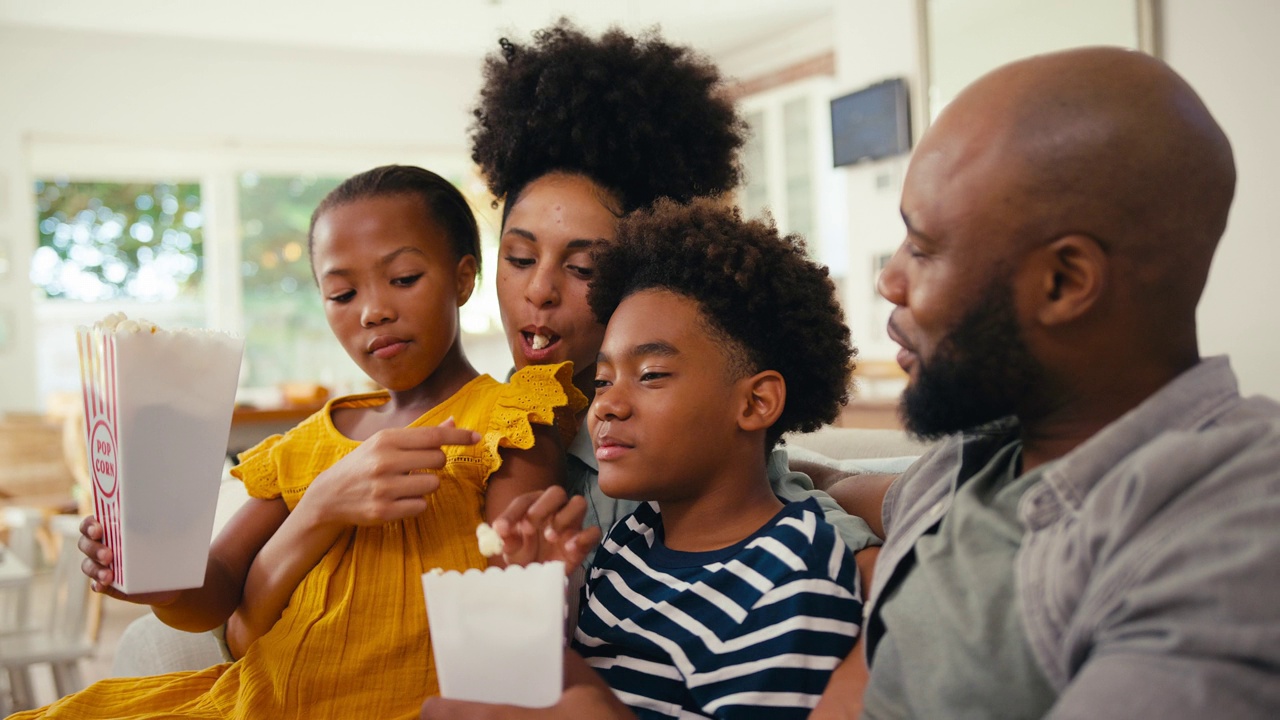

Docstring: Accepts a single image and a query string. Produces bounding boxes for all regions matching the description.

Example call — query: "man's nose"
[877,245,908,306]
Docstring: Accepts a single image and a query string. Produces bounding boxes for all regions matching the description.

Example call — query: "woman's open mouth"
[520,329,562,360]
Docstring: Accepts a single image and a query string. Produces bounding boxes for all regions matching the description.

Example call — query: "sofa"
[109,424,928,677]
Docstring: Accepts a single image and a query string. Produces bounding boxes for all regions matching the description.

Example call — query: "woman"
[471,20,879,554]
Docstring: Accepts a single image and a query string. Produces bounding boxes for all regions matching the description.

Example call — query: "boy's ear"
[738,370,785,434]
[455,255,478,306]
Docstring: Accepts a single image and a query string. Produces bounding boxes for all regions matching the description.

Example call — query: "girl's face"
[312,195,476,393]
[497,173,620,390]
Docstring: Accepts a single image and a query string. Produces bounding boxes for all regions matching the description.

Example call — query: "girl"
[47,165,584,719]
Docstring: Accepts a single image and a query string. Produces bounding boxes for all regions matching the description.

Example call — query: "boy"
[443,198,861,719]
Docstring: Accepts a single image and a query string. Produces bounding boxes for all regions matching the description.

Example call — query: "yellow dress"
[14,363,585,720]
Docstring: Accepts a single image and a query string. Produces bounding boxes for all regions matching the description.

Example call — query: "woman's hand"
[298,419,481,529]
[78,515,181,605]
[492,487,602,571]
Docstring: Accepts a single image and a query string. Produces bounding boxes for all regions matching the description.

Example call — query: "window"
[27,140,512,409]
[31,179,207,403]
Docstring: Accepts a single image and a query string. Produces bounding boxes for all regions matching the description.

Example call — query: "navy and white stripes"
[573,498,862,719]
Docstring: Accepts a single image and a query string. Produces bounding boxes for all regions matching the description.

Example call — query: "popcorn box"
[76,313,244,594]
[422,561,565,708]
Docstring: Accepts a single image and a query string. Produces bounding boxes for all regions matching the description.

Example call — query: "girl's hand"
[300,419,480,528]
[78,515,180,605]
[493,486,602,571]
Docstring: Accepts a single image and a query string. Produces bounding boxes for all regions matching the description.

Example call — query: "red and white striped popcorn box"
[76,313,244,594]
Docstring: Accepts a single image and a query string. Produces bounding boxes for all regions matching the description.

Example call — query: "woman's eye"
[392,273,423,287]
[504,255,535,269]
[567,264,594,279]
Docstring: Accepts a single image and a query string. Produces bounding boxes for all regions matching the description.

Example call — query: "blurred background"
[0,0,1276,427]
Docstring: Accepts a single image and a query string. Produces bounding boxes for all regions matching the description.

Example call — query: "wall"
[732,0,1280,400]
[1162,0,1280,399]
[0,26,481,412]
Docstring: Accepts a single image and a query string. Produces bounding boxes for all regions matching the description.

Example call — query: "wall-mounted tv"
[830,78,912,167]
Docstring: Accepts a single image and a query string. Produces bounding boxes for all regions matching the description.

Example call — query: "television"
[830,78,912,167]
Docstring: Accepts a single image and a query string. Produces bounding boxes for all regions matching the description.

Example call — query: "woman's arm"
[226,423,480,656]
[823,472,897,540]
[481,423,567,567]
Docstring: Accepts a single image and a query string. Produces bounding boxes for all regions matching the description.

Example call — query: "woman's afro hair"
[469,18,747,213]
[588,198,856,448]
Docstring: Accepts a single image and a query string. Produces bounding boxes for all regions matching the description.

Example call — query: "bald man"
[419,47,1280,720]
[811,46,1280,720]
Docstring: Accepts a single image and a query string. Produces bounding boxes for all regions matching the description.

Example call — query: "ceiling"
[0,0,834,60]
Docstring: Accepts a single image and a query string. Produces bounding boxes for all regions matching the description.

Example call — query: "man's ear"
[738,370,786,433]
[455,255,478,306]
[1028,234,1109,326]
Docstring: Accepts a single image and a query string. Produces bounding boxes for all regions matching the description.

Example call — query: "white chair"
[0,514,95,711]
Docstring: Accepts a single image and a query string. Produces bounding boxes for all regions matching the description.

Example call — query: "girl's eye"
[592,378,612,389]
[504,255,535,269]
[392,273,423,287]
[328,290,355,304]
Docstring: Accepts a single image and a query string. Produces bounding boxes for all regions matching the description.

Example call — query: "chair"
[0,514,96,711]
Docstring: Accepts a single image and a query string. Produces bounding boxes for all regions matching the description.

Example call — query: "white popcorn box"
[76,314,244,594]
[422,561,565,708]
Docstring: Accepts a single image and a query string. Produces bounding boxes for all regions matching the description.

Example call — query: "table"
[227,403,325,460]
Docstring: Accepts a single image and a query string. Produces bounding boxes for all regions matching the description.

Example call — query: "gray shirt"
[863,440,1056,719]
[864,357,1280,719]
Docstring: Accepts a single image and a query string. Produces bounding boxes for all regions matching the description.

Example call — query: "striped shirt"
[572,498,862,719]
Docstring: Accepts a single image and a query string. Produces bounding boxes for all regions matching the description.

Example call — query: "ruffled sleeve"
[479,361,588,478]
[229,433,285,501]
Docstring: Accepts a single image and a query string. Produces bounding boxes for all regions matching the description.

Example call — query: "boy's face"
[589,289,747,502]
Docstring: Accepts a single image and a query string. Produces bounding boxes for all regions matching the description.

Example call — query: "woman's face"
[496,173,621,389]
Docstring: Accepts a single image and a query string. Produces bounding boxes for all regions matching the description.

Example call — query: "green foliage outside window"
[32,180,203,301]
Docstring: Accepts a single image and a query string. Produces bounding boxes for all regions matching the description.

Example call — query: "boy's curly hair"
[469,18,746,214]
[589,198,856,448]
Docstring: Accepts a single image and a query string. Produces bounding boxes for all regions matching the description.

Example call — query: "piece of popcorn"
[426,568,444,576]
[476,522,504,558]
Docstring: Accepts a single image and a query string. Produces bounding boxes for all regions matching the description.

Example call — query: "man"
[421,46,1280,720]
[814,46,1280,719]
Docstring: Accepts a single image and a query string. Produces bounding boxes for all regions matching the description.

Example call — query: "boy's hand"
[301,418,480,528]
[78,515,180,605]
[493,487,602,571]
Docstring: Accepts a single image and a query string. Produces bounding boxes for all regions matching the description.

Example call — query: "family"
[29,18,1279,720]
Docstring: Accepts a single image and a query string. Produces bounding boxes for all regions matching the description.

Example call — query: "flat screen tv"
[830,78,912,166]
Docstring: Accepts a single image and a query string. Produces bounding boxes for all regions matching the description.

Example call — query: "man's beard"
[899,278,1043,440]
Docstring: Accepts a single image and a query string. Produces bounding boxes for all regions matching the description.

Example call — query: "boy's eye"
[392,273,423,287]
[639,371,669,382]
[504,255,535,269]
[592,378,612,389]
